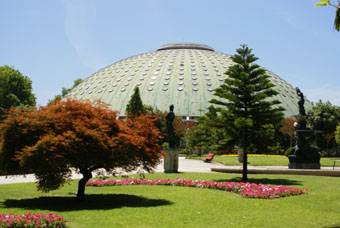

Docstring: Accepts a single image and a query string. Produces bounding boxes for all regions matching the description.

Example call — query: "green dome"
[65,42,311,117]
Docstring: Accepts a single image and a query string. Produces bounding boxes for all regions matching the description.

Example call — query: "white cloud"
[62,0,107,71]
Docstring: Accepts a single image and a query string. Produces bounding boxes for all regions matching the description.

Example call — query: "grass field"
[190,154,340,167]
[1,172,340,228]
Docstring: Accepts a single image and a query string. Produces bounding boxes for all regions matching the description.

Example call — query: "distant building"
[66,42,312,118]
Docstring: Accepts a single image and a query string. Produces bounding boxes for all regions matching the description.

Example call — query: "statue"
[296,87,306,116]
[288,88,320,169]
[166,105,176,148]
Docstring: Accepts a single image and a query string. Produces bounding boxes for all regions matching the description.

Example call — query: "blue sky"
[0,0,339,106]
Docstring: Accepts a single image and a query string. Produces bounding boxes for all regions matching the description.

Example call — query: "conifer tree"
[210,44,284,180]
[126,86,145,117]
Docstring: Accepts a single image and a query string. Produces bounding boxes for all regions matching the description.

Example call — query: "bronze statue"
[296,87,306,116]
[166,105,176,148]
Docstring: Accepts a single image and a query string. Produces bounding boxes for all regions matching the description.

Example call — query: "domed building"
[65,42,312,118]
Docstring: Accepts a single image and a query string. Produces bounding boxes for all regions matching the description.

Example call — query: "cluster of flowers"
[221,154,285,158]
[86,178,308,199]
[0,212,68,228]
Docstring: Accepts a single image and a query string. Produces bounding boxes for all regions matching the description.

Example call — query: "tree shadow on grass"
[3,194,172,211]
[213,177,302,186]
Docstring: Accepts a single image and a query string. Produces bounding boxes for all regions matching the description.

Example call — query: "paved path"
[1,157,339,184]
[0,157,225,185]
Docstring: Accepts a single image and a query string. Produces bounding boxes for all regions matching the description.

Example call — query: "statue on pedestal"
[288,88,320,169]
[166,105,176,148]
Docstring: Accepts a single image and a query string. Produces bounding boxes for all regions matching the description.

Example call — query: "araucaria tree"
[210,45,284,180]
[0,99,162,201]
[126,86,145,117]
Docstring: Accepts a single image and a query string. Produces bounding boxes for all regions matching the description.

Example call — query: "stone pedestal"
[288,155,320,169]
[163,149,179,173]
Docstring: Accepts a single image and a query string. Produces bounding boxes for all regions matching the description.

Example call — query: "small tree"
[126,86,145,117]
[48,78,84,105]
[0,99,162,201]
[0,65,36,116]
[280,117,296,148]
[210,45,284,180]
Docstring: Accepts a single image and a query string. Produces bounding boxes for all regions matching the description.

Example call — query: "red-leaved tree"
[0,99,162,201]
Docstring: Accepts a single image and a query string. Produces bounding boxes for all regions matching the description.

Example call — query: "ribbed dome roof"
[65,42,311,117]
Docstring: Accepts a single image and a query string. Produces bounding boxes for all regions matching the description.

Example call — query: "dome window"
[102,84,107,88]
[140,77,144,81]
[208,88,213,92]
[106,79,111,82]
[113,83,118,87]
[179,72,184,75]
[128,78,132,81]
[124,83,129,86]
[192,82,198,86]
[178,81,184,85]
[162,88,168,91]
[164,81,169,85]
[192,72,197,75]
[179,77,184,80]
[166,72,171,75]
[121,88,126,92]
[116,78,121,82]
[142,72,147,76]
[207,82,212,86]
[98,89,103,93]
[150,81,155,85]
[88,90,93,94]
[178,87,183,91]
[193,87,198,91]
[130,73,135,76]
[192,77,197,80]
[109,88,114,93]
[152,76,157,80]
[148,87,153,91]
[154,72,159,75]
[165,77,170,80]
[137,82,142,86]
[218,78,224,81]
[206,77,211,81]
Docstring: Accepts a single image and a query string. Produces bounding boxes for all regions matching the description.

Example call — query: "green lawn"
[1,172,340,228]
[191,154,340,167]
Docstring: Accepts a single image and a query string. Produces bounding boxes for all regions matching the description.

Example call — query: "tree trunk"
[242,147,248,181]
[77,170,92,201]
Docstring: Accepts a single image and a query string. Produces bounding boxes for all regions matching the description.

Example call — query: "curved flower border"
[0,212,68,228]
[86,179,308,199]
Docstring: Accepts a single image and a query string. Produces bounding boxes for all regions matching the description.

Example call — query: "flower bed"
[221,154,286,158]
[0,212,68,228]
[86,179,308,199]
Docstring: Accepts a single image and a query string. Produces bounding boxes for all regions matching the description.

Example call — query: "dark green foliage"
[126,86,145,117]
[308,100,340,151]
[335,7,340,31]
[210,44,285,180]
[0,65,36,116]
[185,106,231,156]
